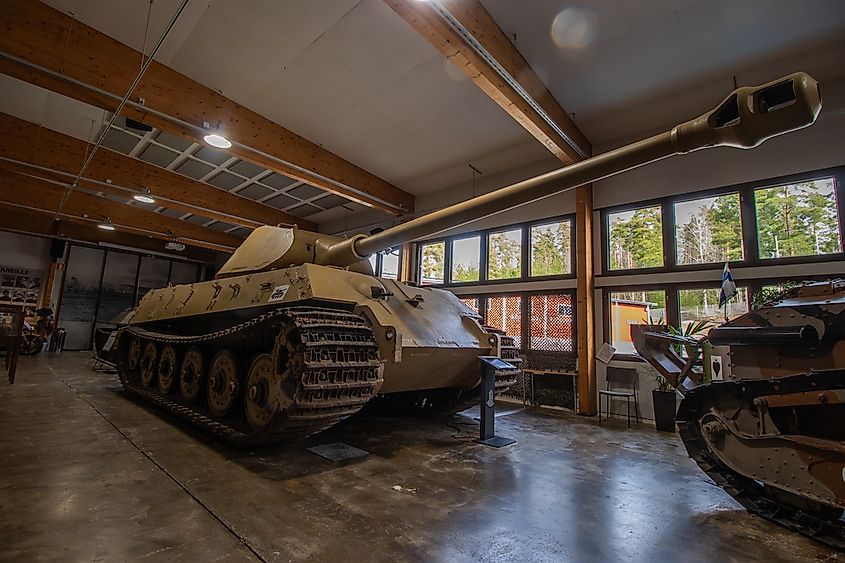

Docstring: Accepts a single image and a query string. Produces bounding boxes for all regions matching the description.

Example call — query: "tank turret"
[114,72,822,452]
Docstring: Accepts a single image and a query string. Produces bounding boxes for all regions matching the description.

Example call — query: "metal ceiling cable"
[57,0,191,217]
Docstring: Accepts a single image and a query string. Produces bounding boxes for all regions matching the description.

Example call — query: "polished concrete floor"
[0,353,838,562]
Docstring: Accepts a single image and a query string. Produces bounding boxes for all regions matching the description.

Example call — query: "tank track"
[115,307,383,446]
[677,371,845,550]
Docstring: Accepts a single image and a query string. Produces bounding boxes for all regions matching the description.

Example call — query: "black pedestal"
[474,356,516,448]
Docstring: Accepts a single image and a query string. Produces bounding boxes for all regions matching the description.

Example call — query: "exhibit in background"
[0,265,43,318]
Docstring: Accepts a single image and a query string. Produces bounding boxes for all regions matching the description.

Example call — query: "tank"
[633,280,845,548]
[114,72,822,448]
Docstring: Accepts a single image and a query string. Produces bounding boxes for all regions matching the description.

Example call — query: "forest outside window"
[674,193,743,265]
[755,177,841,260]
[608,290,666,355]
[451,236,480,283]
[488,228,522,280]
[419,242,445,285]
[530,220,571,276]
[607,206,664,271]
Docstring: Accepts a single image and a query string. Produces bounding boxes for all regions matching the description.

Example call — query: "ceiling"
[480,0,845,146]
[4,0,845,241]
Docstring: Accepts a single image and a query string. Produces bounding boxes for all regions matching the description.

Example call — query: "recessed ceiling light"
[203,133,232,149]
[133,188,156,204]
[98,219,116,231]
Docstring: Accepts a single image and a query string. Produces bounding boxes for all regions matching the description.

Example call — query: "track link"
[115,307,383,446]
[677,371,845,550]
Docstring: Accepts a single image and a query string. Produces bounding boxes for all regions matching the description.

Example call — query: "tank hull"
[131,263,498,394]
[115,264,520,445]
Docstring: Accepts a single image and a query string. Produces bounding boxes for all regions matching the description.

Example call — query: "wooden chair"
[598,367,641,428]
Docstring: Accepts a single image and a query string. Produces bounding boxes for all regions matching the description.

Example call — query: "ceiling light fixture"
[202,120,232,149]
[98,218,116,231]
[133,187,156,204]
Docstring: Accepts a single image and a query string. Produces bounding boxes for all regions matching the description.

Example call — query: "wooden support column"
[399,242,414,282]
[576,183,597,415]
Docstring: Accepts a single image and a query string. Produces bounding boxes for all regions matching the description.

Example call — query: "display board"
[0,265,43,317]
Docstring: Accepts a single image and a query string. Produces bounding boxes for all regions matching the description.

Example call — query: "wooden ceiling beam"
[0,112,311,230]
[0,168,241,252]
[0,0,415,215]
[384,0,592,163]
[0,203,218,262]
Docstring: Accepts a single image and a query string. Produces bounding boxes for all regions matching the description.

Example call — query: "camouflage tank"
[634,280,845,548]
[115,72,821,448]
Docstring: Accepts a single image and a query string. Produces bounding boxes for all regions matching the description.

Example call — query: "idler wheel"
[207,350,239,417]
[244,354,279,431]
[140,341,158,387]
[127,335,142,372]
[157,345,178,394]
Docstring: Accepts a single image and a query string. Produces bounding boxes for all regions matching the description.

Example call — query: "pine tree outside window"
[488,229,522,280]
[674,193,743,265]
[419,242,445,285]
[530,220,571,276]
[754,178,841,259]
[607,206,664,271]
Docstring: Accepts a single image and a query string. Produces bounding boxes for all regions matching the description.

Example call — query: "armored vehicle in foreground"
[634,281,845,548]
[115,72,821,448]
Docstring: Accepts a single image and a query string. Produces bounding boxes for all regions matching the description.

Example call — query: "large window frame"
[456,288,578,354]
[601,274,839,362]
[415,214,576,288]
[600,165,845,276]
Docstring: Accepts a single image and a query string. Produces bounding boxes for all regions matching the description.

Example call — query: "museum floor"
[0,353,836,562]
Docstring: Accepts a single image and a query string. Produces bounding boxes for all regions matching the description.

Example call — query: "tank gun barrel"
[322,72,820,267]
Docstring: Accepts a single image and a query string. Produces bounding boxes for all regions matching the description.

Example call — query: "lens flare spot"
[551,7,597,50]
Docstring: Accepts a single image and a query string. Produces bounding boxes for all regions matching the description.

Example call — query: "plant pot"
[652,389,677,432]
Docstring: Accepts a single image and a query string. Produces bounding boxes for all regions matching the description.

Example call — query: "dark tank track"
[677,371,845,550]
[115,307,383,446]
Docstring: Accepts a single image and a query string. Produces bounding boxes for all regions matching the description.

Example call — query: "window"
[755,177,841,259]
[381,249,399,280]
[419,242,445,285]
[368,254,378,273]
[488,228,522,280]
[674,193,743,265]
[608,290,666,355]
[451,236,480,283]
[607,205,664,270]
[678,288,748,333]
[485,295,522,347]
[530,220,571,276]
[529,293,574,352]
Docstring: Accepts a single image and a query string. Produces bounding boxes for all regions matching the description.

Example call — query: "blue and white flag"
[719,262,737,308]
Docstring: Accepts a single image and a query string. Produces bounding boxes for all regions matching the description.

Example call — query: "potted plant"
[651,319,712,432]
[652,374,677,432]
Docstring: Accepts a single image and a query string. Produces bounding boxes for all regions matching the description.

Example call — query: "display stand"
[0,304,24,384]
[475,356,516,448]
